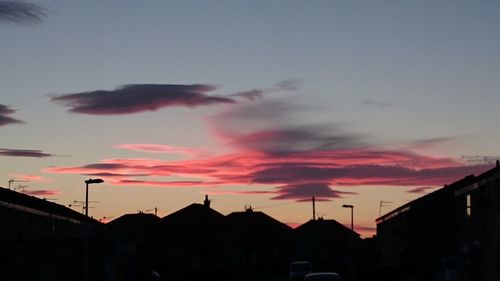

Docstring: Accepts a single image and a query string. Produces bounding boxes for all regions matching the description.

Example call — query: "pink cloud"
[23,189,59,196]
[42,94,497,202]
[203,190,274,196]
[12,174,52,183]
[44,147,491,202]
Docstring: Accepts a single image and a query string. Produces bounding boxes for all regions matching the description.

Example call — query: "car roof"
[304,272,342,281]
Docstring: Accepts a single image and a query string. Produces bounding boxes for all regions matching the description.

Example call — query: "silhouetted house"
[454,164,500,281]
[159,199,234,280]
[226,207,294,272]
[294,218,360,278]
[0,186,108,281]
[107,213,162,281]
[376,163,500,281]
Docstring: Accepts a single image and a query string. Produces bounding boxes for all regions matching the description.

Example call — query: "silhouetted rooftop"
[227,209,292,232]
[0,186,96,224]
[107,212,161,241]
[108,212,160,228]
[376,163,500,224]
[161,203,227,227]
[296,218,359,238]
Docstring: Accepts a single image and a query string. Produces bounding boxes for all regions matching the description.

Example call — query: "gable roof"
[0,186,96,224]
[295,218,359,238]
[108,212,160,229]
[227,210,292,232]
[161,203,227,227]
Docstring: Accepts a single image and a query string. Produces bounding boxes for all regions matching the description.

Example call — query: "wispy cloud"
[0,104,23,126]
[361,100,400,108]
[50,84,235,115]
[12,174,52,182]
[113,143,204,157]
[44,149,490,201]
[460,155,500,165]
[230,79,302,101]
[218,125,364,155]
[0,148,54,158]
[23,189,59,196]
[0,1,46,23]
[43,86,495,201]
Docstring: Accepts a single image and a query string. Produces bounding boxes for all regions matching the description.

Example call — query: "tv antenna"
[13,185,28,192]
[8,179,29,190]
[70,200,98,214]
[145,207,158,216]
[379,200,393,217]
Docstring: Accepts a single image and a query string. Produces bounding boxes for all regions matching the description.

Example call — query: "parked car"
[290,261,312,281]
[304,272,343,281]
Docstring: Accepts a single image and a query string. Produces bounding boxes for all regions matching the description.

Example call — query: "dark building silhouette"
[294,218,361,279]
[159,200,235,280]
[107,213,162,281]
[376,163,500,281]
[0,186,109,281]
[1,187,366,281]
[226,206,294,273]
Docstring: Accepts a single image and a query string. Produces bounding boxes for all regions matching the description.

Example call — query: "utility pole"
[312,196,316,220]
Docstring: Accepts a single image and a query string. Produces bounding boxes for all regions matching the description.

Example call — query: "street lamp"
[84,178,103,217]
[342,204,354,281]
[84,178,103,281]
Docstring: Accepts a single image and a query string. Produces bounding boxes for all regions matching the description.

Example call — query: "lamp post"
[83,178,103,281]
[342,204,354,281]
[84,178,103,217]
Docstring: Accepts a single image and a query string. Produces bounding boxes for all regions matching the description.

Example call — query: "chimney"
[204,195,211,208]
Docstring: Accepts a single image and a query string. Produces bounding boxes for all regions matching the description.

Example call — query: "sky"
[1,0,500,236]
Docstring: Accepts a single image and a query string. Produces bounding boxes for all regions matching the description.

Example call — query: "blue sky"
[1,1,500,235]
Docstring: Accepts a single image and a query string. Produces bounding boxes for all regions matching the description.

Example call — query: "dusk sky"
[2,1,500,236]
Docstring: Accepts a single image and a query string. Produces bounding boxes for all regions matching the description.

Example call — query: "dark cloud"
[0,1,46,23]
[407,186,438,194]
[50,84,235,115]
[0,148,53,158]
[250,163,490,187]
[0,104,24,126]
[223,125,364,155]
[272,182,356,201]
[83,172,149,177]
[230,90,264,101]
[83,163,127,170]
[230,79,302,101]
